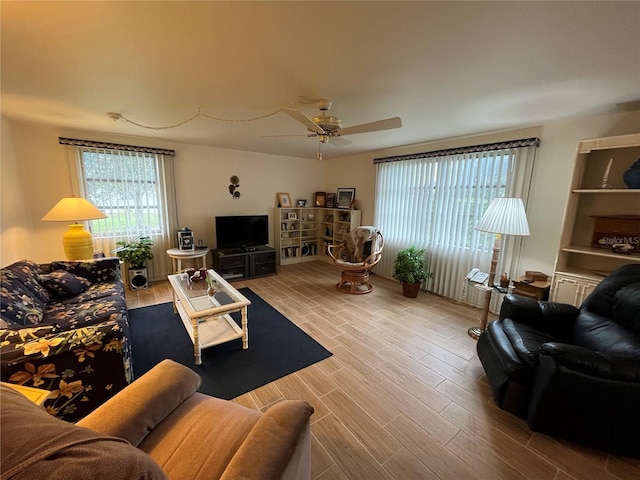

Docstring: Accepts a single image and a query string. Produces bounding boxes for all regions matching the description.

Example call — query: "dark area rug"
[128,287,332,399]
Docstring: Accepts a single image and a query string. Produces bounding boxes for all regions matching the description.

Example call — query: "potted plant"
[112,236,154,268]
[393,246,433,298]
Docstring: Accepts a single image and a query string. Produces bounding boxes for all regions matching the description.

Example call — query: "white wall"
[2,109,639,273]
[172,142,322,248]
[0,117,322,265]
[0,117,36,263]
[324,109,640,278]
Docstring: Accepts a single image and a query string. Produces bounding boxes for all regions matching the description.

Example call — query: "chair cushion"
[503,318,561,369]
[138,393,263,479]
[0,385,167,480]
[611,283,640,334]
[38,270,91,298]
[572,310,640,360]
[343,227,377,262]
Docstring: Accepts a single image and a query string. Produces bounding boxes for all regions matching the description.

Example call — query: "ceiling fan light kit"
[281,98,403,154]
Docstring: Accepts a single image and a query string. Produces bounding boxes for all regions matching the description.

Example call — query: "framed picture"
[314,191,326,207]
[325,192,336,208]
[277,192,292,208]
[297,199,307,207]
[287,212,297,220]
[336,188,356,209]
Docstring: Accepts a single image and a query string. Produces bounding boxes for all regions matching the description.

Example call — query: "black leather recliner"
[477,264,640,458]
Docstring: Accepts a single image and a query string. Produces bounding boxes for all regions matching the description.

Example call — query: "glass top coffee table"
[167,269,251,365]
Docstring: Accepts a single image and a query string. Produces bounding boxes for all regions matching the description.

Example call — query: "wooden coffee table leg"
[192,317,202,365]
[241,306,249,349]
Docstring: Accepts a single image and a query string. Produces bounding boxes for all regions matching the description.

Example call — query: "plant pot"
[402,281,421,298]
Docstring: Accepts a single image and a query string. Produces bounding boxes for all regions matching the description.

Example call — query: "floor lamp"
[467,197,530,340]
[42,196,107,261]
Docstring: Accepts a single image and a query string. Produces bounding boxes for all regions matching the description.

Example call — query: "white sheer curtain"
[71,144,178,281]
[373,139,538,310]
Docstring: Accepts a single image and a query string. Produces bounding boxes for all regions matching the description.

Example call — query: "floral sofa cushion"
[0,260,51,327]
[0,258,132,422]
[38,270,92,298]
[50,260,120,284]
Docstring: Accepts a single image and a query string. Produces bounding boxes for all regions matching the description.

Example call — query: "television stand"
[212,246,276,280]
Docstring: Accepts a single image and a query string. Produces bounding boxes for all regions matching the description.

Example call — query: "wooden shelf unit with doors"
[551,133,640,306]
[274,208,361,265]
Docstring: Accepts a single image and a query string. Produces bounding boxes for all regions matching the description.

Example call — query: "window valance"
[59,137,175,156]
[373,137,540,164]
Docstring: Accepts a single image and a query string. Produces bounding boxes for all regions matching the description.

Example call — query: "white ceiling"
[2,1,639,160]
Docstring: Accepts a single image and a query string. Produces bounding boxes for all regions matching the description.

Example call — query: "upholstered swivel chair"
[327,226,383,294]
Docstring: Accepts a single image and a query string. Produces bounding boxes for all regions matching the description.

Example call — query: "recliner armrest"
[77,360,201,446]
[220,400,314,480]
[540,343,640,382]
[499,294,578,340]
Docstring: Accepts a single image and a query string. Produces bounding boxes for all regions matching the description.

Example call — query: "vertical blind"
[373,138,538,310]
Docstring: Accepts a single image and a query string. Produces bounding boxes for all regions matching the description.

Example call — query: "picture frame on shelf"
[336,188,356,209]
[325,192,336,208]
[314,191,326,207]
[287,212,297,220]
[308,213,315,221]
[277,192,292,208]
[297,199,307,207]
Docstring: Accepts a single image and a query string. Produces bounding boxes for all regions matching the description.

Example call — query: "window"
[374,138,538,307]
[62,137,178,281]
[80,148,163,238]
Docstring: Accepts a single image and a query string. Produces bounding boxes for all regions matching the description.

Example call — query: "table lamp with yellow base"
[42,196,107,261]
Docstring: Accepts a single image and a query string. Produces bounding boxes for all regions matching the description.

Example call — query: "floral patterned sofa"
[0,258,132,422]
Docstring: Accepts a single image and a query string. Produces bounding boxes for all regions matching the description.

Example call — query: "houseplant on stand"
[112,236,154,290]
[393,246,432,298]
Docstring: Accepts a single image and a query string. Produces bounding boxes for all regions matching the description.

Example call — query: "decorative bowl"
[611,243,635,255]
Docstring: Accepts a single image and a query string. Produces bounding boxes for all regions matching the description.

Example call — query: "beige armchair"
[1,359,314,480]
[327,226,384,294]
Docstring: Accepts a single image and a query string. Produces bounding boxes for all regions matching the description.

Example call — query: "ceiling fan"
[279,99,402,150]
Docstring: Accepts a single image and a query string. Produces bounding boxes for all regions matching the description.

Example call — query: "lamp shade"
[42,196,107,222]
[476,197,530,236]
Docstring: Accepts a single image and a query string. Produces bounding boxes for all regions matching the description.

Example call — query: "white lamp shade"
[42,197,107,222]
[476,197,530,236]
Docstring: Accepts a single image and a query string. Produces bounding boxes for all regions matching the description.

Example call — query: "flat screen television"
[215,215,269,250]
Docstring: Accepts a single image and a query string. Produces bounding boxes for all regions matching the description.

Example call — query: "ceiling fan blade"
[338,117,402,136]
[262,133,317,138]
[329,136,352,147]
[280,108,326,135]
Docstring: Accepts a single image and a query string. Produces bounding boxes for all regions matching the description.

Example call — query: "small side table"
[512,276,551,301]
[166,248,210,274]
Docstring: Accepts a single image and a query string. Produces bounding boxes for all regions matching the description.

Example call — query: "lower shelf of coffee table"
[175,300,243,349]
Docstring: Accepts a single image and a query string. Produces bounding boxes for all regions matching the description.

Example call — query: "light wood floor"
[126,261,640,480]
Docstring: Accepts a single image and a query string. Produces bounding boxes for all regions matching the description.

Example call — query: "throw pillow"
[1,267,47,327]
[38,270,91,297]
